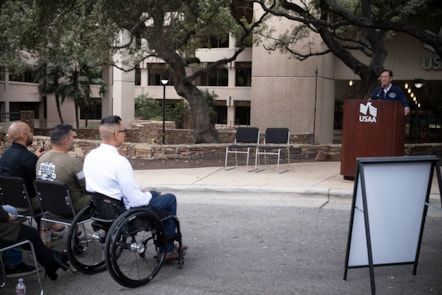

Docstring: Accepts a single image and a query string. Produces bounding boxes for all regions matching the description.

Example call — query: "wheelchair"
[66,194,184,288]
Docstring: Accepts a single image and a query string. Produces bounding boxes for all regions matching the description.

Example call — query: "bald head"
[7,122,33,146]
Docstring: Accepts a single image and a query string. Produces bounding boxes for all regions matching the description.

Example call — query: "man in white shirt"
[84,115,183,260]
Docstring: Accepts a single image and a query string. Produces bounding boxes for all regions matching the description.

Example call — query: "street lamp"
[414,79,424,89]
[413,79,424,141]
[160,77,169,144]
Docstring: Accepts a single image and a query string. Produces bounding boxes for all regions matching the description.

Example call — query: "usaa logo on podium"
[359,102,377,123]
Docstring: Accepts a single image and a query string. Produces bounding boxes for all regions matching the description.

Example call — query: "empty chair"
[255,128,291,173]
[0,176,42,227]
[225,127,260,170]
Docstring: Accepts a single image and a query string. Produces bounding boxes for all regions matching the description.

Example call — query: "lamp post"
[160,77,169,144]
[413,79,424,141]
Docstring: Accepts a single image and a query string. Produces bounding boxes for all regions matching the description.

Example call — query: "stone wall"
[2,136,440,164]
[34,121,313,145]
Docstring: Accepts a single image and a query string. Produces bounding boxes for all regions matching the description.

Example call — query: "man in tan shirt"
[36,124,90,215]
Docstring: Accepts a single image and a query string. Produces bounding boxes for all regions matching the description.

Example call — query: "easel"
[343,155,442,294]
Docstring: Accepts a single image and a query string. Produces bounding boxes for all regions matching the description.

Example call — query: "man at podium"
[369,69,410,116]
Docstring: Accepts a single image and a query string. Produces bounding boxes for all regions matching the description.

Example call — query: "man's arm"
[116,159,152,208]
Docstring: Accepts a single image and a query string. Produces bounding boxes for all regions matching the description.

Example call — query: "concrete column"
[227,96,235,128]
[112,67,135,126]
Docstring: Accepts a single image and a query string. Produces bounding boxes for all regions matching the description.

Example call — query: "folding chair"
[35,180,91,266]
[255,128,291,173]
[34,180,77,228]
[225,127,259,170]
[0,176,42,228]
[0,240,43,294]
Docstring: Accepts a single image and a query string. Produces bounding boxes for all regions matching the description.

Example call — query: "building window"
[232,0,253,24]
[9,70,37,83]
[148,64,169,86]
[235,105,250,125]
[80,98,102,120]
[235,62,251,87]
[135,66,141,86]
[198,34,229,48]
[10,102,40,119]
[199,65,228,86]
[215,105,227,124]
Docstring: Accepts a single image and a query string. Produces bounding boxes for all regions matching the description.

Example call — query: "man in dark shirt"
[369,69,410,116]
[0,121,44,276]
[0,121,43,210]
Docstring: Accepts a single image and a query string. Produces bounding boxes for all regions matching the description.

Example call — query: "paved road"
[5,191,442,295]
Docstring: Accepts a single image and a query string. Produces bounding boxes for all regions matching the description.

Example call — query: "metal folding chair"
[0,176,43,228]
[34,180,77,228]
[225,127,260,170]
[255,128,291,173]
[0,240,43,294]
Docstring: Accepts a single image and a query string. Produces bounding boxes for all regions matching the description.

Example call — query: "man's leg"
[149,191,177,253]
[15,224,53,268]
[1,205,26,274]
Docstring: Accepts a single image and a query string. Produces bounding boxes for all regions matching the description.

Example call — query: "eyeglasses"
[117,129,127,134]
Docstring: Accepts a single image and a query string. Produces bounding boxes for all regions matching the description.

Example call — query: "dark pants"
[16,224,53,269]
[148,191,177,252]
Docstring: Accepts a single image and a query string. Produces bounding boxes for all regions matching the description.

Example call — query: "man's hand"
[34,148,45,157]
[404,107,410,116]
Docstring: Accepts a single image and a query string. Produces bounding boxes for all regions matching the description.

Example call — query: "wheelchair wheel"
[104,208,167,288]
[66,205,107,274]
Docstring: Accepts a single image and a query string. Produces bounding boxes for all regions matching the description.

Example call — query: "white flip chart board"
[344,155,441,295]
[348,161,432,266]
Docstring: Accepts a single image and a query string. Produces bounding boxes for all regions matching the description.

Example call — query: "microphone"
[376,87,383,100]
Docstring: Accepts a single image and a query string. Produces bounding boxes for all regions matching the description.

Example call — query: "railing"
[0,112,20,121]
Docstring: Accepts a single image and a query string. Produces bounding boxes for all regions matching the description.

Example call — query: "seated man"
[83,115,186,261]
[0,121,43,212]
[0,206,69,280]
[36,123,91,214]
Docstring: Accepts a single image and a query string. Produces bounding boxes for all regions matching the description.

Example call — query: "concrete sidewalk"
[134,161,441,201]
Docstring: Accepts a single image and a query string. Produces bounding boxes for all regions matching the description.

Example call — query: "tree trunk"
[74,104,80,128]
[175,81,219,143]
[159,49,220,143]
[55,94,64,123]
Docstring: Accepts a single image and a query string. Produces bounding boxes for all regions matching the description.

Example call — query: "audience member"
[36,124,90,214]
[0,121,43,211]
[84,115,186,261]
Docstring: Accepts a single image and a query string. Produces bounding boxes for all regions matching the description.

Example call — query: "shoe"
[165,252,179,262]
[45,250,69,281]
[49,224,65,232]
[154,251,179,262]
[5,263,37,278]
[51,230,64,241]
[173,244,188,256]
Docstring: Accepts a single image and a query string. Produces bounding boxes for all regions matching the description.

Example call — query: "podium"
[340,100,405,178]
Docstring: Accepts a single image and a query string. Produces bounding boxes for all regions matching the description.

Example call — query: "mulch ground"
[128,154,317,170]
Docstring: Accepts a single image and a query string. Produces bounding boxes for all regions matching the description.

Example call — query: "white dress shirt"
[84,143,152,209]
